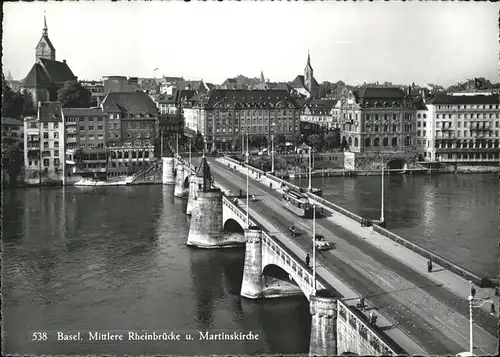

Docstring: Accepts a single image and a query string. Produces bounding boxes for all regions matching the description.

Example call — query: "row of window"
[81,135,105,141]
[436,122,498,129]
[436,104,500,110]
[79,125,105,131]
[437,113,499,119]
[28,158,60,167]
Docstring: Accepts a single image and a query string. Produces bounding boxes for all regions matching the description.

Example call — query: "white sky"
[3,1,499,86]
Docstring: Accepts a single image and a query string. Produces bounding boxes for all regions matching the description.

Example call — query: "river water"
[3,170,498,355]
[2,185,311,356]
[291,173,500,278]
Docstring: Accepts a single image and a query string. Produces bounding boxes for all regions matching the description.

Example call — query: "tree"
[2,143,23,185]
[307,134,322,150]
[194,132,205,151]
[325,130,340,149]
[57,80,92,108]
[2,77,26,118]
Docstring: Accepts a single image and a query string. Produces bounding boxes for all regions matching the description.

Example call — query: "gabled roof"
[62,108,105,116]
[36,34,56,52]
[205,89,302,109]
[426,94,500,105]
[21,63,53,87]
[101,92,159,116]
[39,58,76,84]
[38,101,63,122]
[289,75,305,89]
[174,89,197,103]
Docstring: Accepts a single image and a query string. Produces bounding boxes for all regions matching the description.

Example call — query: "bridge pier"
[174,164,188,197]
[187,189,224,247]
[162,157,175,185]
[241,227,263,299]
[309,290,338,356]
[186,175,198,215]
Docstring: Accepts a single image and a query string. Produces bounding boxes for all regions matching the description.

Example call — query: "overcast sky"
[3,1,499,87]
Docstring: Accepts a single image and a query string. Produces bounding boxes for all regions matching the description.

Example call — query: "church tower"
[304,51,314,94]
[35,14,56,62]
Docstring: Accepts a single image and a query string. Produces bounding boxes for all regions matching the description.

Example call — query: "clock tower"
[35,14,56,62]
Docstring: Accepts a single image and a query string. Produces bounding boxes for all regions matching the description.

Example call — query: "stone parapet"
[240,227,263,299]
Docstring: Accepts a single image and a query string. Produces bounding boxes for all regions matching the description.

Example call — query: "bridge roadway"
[204,157,497,356]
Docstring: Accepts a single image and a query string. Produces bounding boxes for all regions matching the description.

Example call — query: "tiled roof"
[289,75,305,89]
[205,89,302,109]
[38,101,63,122]
[101,92,159,116]
[303,99,336,115]
[21,63,53,87]
[157,94,176,104]
[426,94,500,105]
[222,78,238,84]
[413,100,428,110]
[355,87,406,100]
[163,76,184,83]
[175,89,197,103]
[39,58,76,84]
[206,83,216,90]
[62,108,105,116]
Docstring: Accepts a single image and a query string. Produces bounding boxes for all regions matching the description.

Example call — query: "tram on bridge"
[281,189,313,217]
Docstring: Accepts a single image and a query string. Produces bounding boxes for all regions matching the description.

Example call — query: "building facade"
[301,99,337,131]
[80,80,105,107]
[23,102,65,184]
[335,87,418,155]
[198,89,302,151]
[100,92,159,177]
[62,108,108,180]
[422,93,500,163]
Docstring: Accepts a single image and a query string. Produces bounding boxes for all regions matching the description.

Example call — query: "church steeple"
[260,70,265,83]
[35,12,56,62]
[304,50,314,95]
[43,13,48,36]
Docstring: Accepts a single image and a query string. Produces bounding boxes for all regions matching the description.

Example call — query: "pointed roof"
[39,58,76,84]
[21,63,53,88]
[260,70,265,83]
[196,157,211,179]
[36,14,55,52]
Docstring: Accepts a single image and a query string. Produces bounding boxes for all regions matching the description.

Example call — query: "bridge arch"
[223,218,244,234]
[387,158,406,170]
[263,263,296,282]
[340,351,358,356]
[184,176,189,188]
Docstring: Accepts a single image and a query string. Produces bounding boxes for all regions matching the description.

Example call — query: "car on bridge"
[314,234,333,250]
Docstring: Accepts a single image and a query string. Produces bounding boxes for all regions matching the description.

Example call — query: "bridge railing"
[337,300,405,356]
[372,224,491,287]
[306,192,366,224]
[222,195,332,296]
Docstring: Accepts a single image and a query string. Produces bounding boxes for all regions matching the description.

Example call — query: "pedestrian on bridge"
[305,253,310,267]
[471,286,476,298]
[427,258,433,273]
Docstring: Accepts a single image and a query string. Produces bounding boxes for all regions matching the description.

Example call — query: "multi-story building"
[62,108,108,180]
[335,87,418,154]
[2,118,24,148]
[198,89,302,152]
[80,80,105,106]
[102,76,140,93]
[421,93,500,163]
[23,101,65,184]
[100,92,159,177]
[301,99,337,131]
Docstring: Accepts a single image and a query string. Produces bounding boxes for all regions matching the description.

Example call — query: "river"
[2,185,311,355]
[291,172,500,278]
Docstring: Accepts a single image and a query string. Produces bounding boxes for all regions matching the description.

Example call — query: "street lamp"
[380,162,385,223]
[312,203,317,295]
[246,132,250,229]
[271,122,276,173]
[189,138,192,167]
[467,280,496,356]
[308,144,312,192]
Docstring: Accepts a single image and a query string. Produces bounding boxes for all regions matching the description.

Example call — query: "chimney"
[63,59,66,63]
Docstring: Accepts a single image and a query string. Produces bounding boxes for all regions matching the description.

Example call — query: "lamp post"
[160,129,164,158]
[271,122,276,173]
[176,133,179,159]
[308,145,312,192]
[380,161,385,223]
[189,138,192,167]
[246,132,249,229]
[468,280,474,355]
[312,203,317,295]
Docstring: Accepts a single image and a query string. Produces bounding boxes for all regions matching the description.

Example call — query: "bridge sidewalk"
[217,157,497,316]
